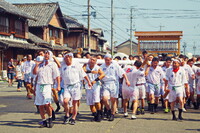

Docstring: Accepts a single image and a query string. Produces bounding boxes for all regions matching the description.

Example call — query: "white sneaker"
[115,108,118,114]
[124,112,128,117]
[131,114,137,120]
[182,108,186,112]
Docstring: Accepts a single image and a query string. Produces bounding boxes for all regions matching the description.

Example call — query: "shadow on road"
[185,129,200,131]
[0,119,39,128]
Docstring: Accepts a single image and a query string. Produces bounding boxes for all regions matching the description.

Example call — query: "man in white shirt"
[101,54,130,121]
[135,60,147,115]
[195,62,200,109]
[61,53,92,125]
[165,59,188,120]
[187,59,198,109]
[180,57,194,111]
[22,54,35,99]
[123,60,146,119]
[146,57,165,114]
[162,57,172,113]
[33,50,60,128]
[83,56,105,122]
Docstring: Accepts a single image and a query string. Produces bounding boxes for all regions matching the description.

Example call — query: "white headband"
[173,59,181,63]
[64,53,74,58]
[104,54,112,59]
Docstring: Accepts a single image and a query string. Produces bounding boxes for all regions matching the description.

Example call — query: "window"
[49,29,53,37]
[15,20,24,36]
[0,16,9,33]
[55,29,59,38]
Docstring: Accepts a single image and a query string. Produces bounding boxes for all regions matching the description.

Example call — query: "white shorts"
[58,88,72,107]
[148,83,160,97]
[183,87,186,98]
[145,83,149,93]
[197,80,200,95]
[102,81,118,98]
[122,86,138,101]
[35,84,52,105]
[63,82,81,101]
[160,84,165,95]
[24,73,32,83]
[136,84,146,99]
[85,82,101,105]
[189,83,195,92]
[168,86,184,103]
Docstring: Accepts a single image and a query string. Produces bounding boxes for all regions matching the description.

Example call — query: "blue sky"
[8,0,200,54]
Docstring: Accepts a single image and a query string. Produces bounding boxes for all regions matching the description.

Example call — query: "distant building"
[64,15,107,55]
[115,40,138,55]
[0,0,44,71]
[15,2,71,55]
[134,31,183,56]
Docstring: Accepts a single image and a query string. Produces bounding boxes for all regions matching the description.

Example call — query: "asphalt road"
[0,81,200,133]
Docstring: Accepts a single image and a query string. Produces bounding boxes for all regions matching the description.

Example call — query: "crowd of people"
[7,50,200,128]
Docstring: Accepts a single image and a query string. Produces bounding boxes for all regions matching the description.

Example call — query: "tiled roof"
[64,15,84,28]
[92,28,104,37]
[0,0,34,20]
[14,2,62,27]
[52,45,72,51]
[115,39,138,48]
[0,39,46,50]
[28,32,50,45]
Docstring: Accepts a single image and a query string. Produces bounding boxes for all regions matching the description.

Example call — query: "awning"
[0,40,47,50]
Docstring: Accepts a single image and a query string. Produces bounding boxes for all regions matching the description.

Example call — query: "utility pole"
[130,7,133,55]
[193,42,196,57]
[183,42,187,55]
[111,0,114,55]
[87,0,91,53]
[159,24,165,31]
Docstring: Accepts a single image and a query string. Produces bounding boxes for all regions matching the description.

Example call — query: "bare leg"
[72,100,78,120]
[63,98,70,117]
[102,96,110,110]
[45,104,52,117]
[39,105,46,119]
[110,97,117,114]
[132,100,138,114]
[123,99,128,113]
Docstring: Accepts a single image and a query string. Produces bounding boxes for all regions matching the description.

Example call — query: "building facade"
[115,40,138,55]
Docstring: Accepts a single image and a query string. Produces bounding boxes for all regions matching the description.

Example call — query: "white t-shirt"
[37,61,60,85]
[61,60,86,85]
[22,60,35,74]
[146,66,165,84]
[188,65,198,86]
[182,64,194,81]
[100,61,125,83]
[136,68,146,84]
[86,64,100,81]
[16,65,23,78]
[166,67,187,86]
[162,66,172,74]
[123,65,137,87]
[195,67,200,80]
